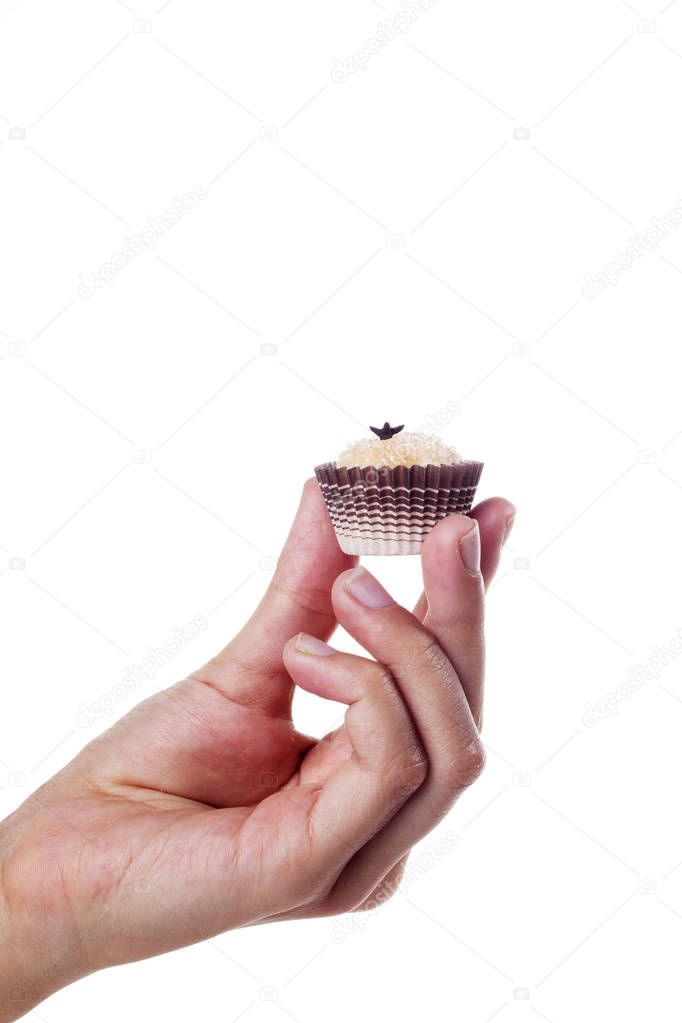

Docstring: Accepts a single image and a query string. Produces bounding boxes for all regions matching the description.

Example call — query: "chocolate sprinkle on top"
[370,422,404,441]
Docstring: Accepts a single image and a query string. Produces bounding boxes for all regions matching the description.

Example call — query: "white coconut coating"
[337,431,461,469]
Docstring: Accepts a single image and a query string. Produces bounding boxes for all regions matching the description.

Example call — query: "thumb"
[192,478,355,712]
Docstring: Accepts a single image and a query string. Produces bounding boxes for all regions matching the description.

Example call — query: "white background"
[2,0,682,1019]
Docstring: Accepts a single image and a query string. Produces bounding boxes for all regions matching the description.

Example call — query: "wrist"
[0,822,84,1022]
[0,894,41,1023]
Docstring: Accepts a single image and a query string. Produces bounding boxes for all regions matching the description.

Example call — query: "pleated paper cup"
[314,461,484,555]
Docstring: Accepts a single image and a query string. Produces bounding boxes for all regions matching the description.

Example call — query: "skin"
[0,479,514,1021]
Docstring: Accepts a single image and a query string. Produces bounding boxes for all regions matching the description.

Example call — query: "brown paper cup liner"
[314,461,484,555]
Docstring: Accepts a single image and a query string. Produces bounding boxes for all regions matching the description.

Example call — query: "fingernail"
[345,567,395,609]
[459,522,481,575]
[502,512,516,547]
[294,632,336,656]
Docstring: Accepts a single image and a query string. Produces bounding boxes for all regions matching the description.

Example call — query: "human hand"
[0,480,514,1020]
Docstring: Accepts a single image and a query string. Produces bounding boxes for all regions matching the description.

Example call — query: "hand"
[0,480,514,1020]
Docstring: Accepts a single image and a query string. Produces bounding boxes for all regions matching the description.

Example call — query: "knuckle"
[445,739,486,788]
[386,743,428,800]
[406,742,429,782]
